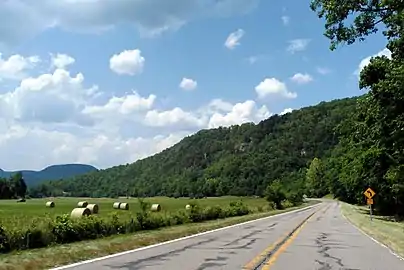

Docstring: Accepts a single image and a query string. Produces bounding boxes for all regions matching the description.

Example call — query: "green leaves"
[310,0,403,49]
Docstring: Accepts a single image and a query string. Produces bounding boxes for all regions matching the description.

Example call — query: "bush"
[0,200,272,253]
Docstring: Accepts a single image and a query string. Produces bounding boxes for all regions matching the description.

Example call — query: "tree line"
[0,172,27,199]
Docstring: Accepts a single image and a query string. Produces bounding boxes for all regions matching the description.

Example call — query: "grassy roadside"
[0,201,319,270]
[341,202,404,258]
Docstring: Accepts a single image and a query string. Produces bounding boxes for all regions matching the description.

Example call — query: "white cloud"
[51,53,75,69]
[255,78,297,99]
[83,91,156,117]
[0,53,40,80]
[281,16,290,25]
[355,48,391,75]
[287,39,310,53]
[179,77,197,91]
[224,29,245,49]
[0,68,98,125]
[144,107,206,129]
[110,49,145,75]
[280,108,293,115]
[316,67,331,75]
[0,51,281,170]
[208,100,271,128]
[0,1,259,47]
[0,122,188,170]
[290,73,313,84]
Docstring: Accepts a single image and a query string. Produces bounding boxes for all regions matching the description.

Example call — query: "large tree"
[311,0,404,215]
[306,158,328,198]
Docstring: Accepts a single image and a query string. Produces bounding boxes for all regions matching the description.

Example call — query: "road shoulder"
[341,202,404,260]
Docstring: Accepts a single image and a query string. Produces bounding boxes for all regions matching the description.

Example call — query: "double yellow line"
[243,207,322,270]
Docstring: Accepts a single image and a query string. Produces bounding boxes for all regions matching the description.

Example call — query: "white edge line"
[50,203,320,269]
[340,203,404,262]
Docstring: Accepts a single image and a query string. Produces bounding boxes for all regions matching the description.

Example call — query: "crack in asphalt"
[315,232,360,270]
[105,237,218,269]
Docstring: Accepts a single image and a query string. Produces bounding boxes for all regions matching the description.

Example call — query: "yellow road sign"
[364,187,376,199]
[367,198,373,205]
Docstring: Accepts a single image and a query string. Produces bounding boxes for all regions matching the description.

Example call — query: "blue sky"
[0,0,390,170]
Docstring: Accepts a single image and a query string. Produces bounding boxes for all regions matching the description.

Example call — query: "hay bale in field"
[86,204,99,214]
[113,202,121,209]
[185,204,191,210]
[151,203,161,212]
[70,207,91,218]
[77,201,88,207]
[46,201,55,208]
[119,202,129,210]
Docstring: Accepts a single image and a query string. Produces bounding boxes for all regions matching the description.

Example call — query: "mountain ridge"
[0,164,98,186]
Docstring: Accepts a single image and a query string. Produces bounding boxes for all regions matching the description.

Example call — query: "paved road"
[57,202,404,270]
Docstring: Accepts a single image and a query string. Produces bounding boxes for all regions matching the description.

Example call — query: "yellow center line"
[242,233,287,269]
[242,206,323,270]
[261,207,323,269]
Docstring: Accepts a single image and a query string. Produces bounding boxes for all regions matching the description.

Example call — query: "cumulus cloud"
[290,73,313,84]
[287,39,310,53]
[0,53,40,80]
[179,77,197,91]
[280,108,293,115]
[0,52,281,170]
[50,53,75,69]
[255,78,297,99]
[110,49,145,75]
[0,122,189,170]
[224,29,245,49]
[355,48,391,76]
[208,100,271,128]
[0,1,259,47]
[0,68,98,125]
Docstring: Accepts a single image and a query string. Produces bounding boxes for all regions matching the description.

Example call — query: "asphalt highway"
[54,201,404,270]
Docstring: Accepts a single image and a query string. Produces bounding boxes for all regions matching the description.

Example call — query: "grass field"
[0,196,268,229]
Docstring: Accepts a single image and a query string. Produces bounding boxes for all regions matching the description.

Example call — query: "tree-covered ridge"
[0,164,98,187]
[35,97,358,199]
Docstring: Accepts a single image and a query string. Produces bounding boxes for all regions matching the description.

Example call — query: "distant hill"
[0,164,98,186]
[39,96,359,198]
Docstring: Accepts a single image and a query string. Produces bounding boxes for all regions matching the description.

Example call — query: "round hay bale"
[113,202,121,209]
[119,202,129,210]
[46,201,55,208]
[151,204,161,212]
[77,201,88,207]
[87,204,99,214]
[185,204,191,210]
[70,207,91,218]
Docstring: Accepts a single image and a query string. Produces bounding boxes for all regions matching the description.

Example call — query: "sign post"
[364,187,376,222]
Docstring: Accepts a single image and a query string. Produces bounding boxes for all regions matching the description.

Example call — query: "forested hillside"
[36,96,357,198]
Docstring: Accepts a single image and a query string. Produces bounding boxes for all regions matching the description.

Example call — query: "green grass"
[0,201,318,270]
[0,196,268,230]
[341,203,404,258]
